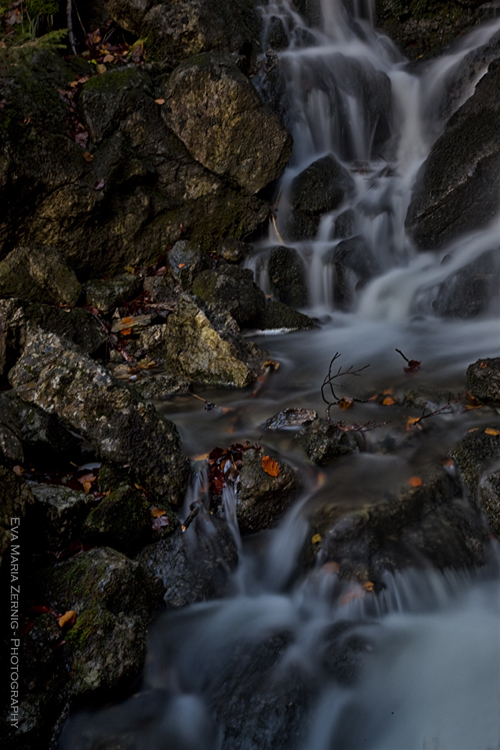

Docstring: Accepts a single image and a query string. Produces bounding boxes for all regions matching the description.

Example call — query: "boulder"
[304,465,489,582]
[0,390,81,468]
[192,265,266,327]
[259,299,316,331]
[133,294,263,387]
[406,60,500,250]
[0,299,26,379]
[431,249,498,318]
[82,484,155,555]
[295,419,360,465]
[25,304,108,357]
[235,448,300,534]
[0,465,34,571]
[131,372,190,400]
[84,273,143,315]
[267,245,308,307]
[136,513,238,607]
[326,236,379,310]
[450,428,500,495]
[167,240,210,289]
[32,546,164,695]
[8,328,190,505]
[217,238,252,263]
[162,53,293,194]
[132,0,263,66]
[0,246,82,306]
[30,484,98,551]
[466,357,500,402]
[1,51,270,277]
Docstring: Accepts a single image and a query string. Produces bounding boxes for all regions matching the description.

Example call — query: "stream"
[61,2,500,749]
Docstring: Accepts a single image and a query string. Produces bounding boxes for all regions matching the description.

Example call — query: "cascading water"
[61,3,500,749]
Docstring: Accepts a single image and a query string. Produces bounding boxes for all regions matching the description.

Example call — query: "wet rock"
[8,329,190,505]
[84,274,143,315]
[1,51,270,278]
[466,357,500,402]
[259,299,317,331]
[0,245,81,306]
[131,373,189,400]
[288,154,355,240]
[267,15,290,50]
[134,294,263,387]
[374,0,488,61]
[192,265,266,327]
[0,465,34,570]
[479,468,500,535]
[450,429,500,495]
[33,546,164,696]
[136,0,263,66]
[136,514,238,607]
[167,240,210,289]
[0,390,81,468]
[236,449,300,534]
[30,484,98,551]
[143,274,177,304]
[332,208,356,239]
[267,245,308,307]
[82,484,153,556]
[26,304,108,357]
[217,238,252,263]
[162,53,293,195]
[264,408,318,430]
[305,465,489,582]
[0,299,26,379]
[406,59,500,250]
[296,419,360,465]
[431,249,498,318]
[326,235,379,309]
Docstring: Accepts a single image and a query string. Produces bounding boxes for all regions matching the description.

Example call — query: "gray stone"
[264,408,318,430]
[296,418,360,465]
[260,299,316,331]
[466,357,500,403]
[82,484,153,555]
[84,274,143,315]
[0,246,81,306]
[192,265,266,327]
[0,465,34,571]
[168,240,210,289]
[30,483,97,551]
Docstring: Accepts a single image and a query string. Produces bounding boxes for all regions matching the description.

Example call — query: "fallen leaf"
[82,480,92,493]
[177,262,186,268]
[262,455,280,477]
[338,397,354,410]
[124,266,136,274]
[103,54,114,64]
[82,151,94,162]
[121,328,132,336]
[404,359,421,373]
[58,610,77,629]
[480,362,488,369]
[408,476,422,487]
[468,427,480,432]
[262,359,280,373]
[363,581,375,592]
[382,396,396,406]
[406,417,421,430]
[13,465,24,476]
[191,453,209,461]
[485,428,500,436]
[443,458,454,467]
[155,98,165,105]
[311,533,322,544]
[151,507,166,518]
[96,63,107,75]
[94,178,105,190]
[152,515,170,530]
[121,317,133,324]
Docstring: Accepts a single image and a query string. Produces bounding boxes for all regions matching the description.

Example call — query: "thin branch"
[321,353,370,419]
[410,395,461,426]
[67,0,77,56]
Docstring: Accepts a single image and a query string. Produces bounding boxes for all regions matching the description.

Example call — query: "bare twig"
[321,352,370,419]
[395,348,409,363]
[67,0,77,55]
[409,395,461,427]
[181,504,200,533]
[190,392,216,410]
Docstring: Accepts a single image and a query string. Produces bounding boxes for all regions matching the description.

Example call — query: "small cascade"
[252,0,500,318]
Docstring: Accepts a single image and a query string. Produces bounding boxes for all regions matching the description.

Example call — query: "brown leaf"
[58,610,77,629]
[262,359,280,373]
[151,507,167,518]
[103,54,114,64]
[404,359,421,373]
[82,480,92,493]
[337,397,354,410]
[485,428,500,436]
[82,151,94,162]
[155,98,165,105]
[13,465,24,476]
[408,476,422,487]
[262,455,280,477]
[96,63,107,75]
[382,396,396,406]
[362,581,375,592]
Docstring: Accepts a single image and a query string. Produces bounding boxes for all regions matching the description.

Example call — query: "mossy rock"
[84,273,143,315]
[260,299,316,331]
[0,246,81,306]
[450,429,500,495]
[192,265,266,327]
[466,357,500,403]
[267,245,308,308]
[295,418,360,466]
[82,484,154,555]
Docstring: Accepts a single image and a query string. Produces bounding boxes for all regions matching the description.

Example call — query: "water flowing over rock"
[406,59,500,250]
[162,54,293,194]
[8,329,190,505]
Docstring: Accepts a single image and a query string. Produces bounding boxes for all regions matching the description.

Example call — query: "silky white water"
[61,2,500,749]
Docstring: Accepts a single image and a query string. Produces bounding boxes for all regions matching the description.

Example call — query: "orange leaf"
[177,263,186,268]
[485,428,500,436]
[443,458,453,467]
[151,507,167,518]
[408,476,422,487]
[468,427,480,432]
[155,98,165,105]
[121,316,133,324]
[262,455,280,477]
[82,480,92,493]
[103,54,114,63]
[121,328,132,336]
[406,417,420,430]
[338,397,354,410]
[82,151,94,162]
[58,610,77,629]
[363,581,375,592]
[382,396,396,406]
[480,362,488,369]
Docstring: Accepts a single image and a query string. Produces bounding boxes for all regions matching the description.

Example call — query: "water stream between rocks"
[61,2,500,748]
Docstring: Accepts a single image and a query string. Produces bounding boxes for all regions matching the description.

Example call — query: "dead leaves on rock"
[207,442,258,497]
[261,455,280,477]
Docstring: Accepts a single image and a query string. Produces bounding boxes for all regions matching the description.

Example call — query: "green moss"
[82,66,148,94]
[65,606,111,651]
